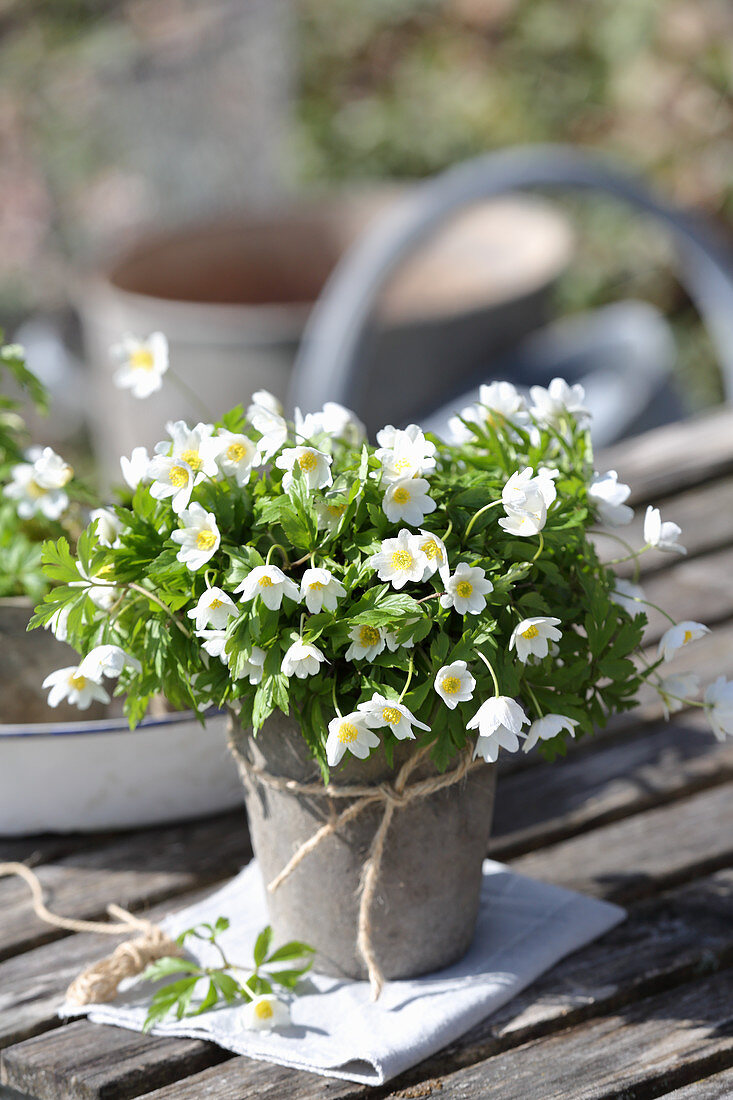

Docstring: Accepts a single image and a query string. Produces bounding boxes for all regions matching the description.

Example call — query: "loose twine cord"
[229,738,482,1000]
[0,861,182,1005]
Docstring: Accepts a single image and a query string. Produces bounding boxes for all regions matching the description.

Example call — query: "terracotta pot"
[229,710,496,981]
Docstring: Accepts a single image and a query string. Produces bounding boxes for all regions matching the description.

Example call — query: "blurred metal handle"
[287,144,733,414]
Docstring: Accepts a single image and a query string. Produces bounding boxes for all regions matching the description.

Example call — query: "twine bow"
[0,861,182,1005]
[230,740,481,1000]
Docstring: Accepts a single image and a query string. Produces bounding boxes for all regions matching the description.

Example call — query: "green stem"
[398,651,415,702]
[126,583,192,638]
[166,367,215,422]
[266,542,290,568]
[442,519,453,542]
[331,675,342,718]
[475,650,500,697]
[464,498,503,540]
[523,680,544,718]
[608,544,650,567]
[622,592,677,627]
[531,530,544,563]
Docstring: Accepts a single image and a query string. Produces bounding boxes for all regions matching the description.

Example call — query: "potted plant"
[30,358,728,995]
[0,336,241,834]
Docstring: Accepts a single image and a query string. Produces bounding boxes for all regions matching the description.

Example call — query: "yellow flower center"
[359,625,380,647]
[382,706,401,724]
[226,442,247,462]
[181,448,202,471]
[169,465,189,488]
[209,598,223,610]
[391,549,414,571]
[441,676,461,695]
[326,504,345,519]
[57,464,74,486]
[196,530,217,551]
[338,722,358,744]
[422,538,440,561]
[456,581,473,598]
[130,348,155,371]
[683,630,693,644]
[298,450,318,473]
[521,624,540,640]
[392,486,411,504]
[97,563,114,577]
[258,576,274,588]
[308,580,325,591]
[253,1000,274,1020]
[69,674,87,690]
[26,479,46,499]
[393,457,412,474]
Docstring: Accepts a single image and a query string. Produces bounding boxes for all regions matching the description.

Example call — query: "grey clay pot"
[229,710,496,981]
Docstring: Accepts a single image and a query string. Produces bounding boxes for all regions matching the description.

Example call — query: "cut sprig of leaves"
[141,918,314,1032]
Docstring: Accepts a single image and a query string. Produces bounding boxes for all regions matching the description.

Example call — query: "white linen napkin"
[61,859,624,1086]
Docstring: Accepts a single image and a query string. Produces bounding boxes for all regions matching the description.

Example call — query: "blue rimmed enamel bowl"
[0,709,243,835]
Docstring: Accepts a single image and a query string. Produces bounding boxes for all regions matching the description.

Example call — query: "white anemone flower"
[281,641,326,679]
[295,402,366,446]
[237,646,267,684]
[523,714,578,753]
[357,693,430,740]
[314,498,347,533]
[326,711,380,767]
[211,431,260,486]
[529,377,590,427]
[78,645,142,681]
[241,994,291,1032]
[383,477,436,526]
[499,466,557,537]
[434,660,476,709]
[345,624,386,661]
[299,568,346,613]
[120,446,150,490]
[588,470,633,526]
[235,565,300,611]
[468,697,530,763]
[74,562,120,611]
[155,420,218,485]
[448,405,482,444]
[247,398,288,459]
[657,621,710,662]
[111,332,169,398]
[385,624,417,651]
[376,424,437,483]
[42,665,110,710]
[416,528,450,585]
[509,616,562,663]
[275,446,333,492]
[32,447,74,489]
[644,506,686,555]
[187,587,238,631]
[196,629,227,662]
[611,578,646,616]
[704,677,733,741]
[658,672,701,719]
[3,461,69,520]
[147,455,195,514]
[47,604,71,642]
[440,563,494,615]
[478,381,528,423]
[90,508,124,548]
[369,528,428,590]
[170,503,221,571]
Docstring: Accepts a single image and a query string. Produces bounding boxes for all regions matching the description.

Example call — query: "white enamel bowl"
[0,710,243,835]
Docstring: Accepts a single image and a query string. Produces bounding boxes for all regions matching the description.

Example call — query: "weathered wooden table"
[2,410,733,1100]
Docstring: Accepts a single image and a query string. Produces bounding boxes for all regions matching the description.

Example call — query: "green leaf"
[253,925,273,967]
[141,957,201,982]
[266,940,316,964]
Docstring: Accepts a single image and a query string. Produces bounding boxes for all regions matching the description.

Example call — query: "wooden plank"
[404,968,733,1100]
[598,406,733,505]
[491,709,733,860]
[512,782,733,904]
[639,546,733,639]
[0,811,250,963]
[5,870,732,1100]
[658,1065,733,1097]
[0,887,216,1048]
[0,1021,231,1100]
[595,473,733,578]
[137,1058,359,1100]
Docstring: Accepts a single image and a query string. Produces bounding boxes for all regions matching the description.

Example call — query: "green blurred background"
[1,0,731,406]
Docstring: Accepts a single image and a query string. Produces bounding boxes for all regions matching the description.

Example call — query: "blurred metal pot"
[77,190,572,477]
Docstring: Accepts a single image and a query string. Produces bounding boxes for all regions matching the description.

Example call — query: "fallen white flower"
[241,994,291,1031]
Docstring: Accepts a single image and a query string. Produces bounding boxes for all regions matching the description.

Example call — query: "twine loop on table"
[229,738,482,1000]
[0,861,182,1005]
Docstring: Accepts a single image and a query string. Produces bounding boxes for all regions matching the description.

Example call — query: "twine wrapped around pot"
[0,861,182,1005]
[229,738,484,1000]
